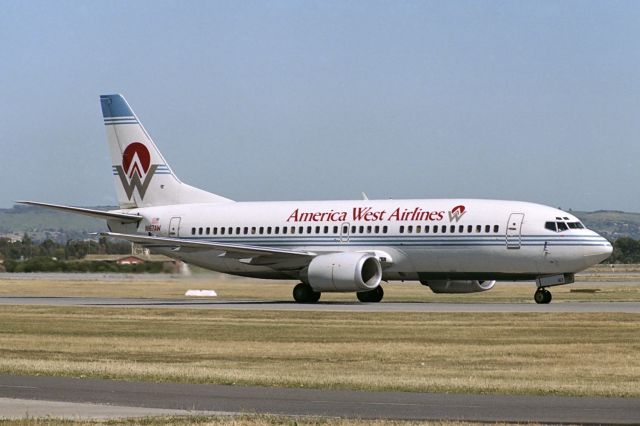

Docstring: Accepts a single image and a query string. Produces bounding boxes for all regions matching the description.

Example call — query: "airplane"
[20,94,613,304]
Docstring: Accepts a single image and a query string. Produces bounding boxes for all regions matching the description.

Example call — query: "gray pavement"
[1,296,640,312]
[0,375,638,423]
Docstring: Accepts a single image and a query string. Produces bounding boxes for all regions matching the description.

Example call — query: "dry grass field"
[0,415,516,426]
[0,273,639,408]
[0,304,638,398]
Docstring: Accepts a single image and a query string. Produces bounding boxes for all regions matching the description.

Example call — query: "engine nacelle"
[307,252,382,292]
[421,279,496,294]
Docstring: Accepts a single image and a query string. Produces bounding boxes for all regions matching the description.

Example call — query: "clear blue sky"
[1,1,639,211]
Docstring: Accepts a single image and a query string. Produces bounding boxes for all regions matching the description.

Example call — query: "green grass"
[0,306,638,398]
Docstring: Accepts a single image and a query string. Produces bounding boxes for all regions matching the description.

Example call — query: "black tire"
[292,283,320,303]
[542,289,552,304]
[357,286,384,303]
[534,288,546,304]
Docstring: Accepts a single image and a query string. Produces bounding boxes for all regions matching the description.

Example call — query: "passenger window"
[198,227,203,235]
[315,226,320,234]
[476,225,481,233]
[275,227,279,234]
[493,225,499,233]
[351,225,356,234]
[557,222,568,232]
[343,225,348,234]
[459,225,464,233]
[333,226,338,234]
[407,225,413,233]
[243,227,248,235]
[324,226,329,234]
[545,222,556,232]
[206,227,210,235]
[416,225,421,233]
[251,227,256,235]
[359,226,364,233]
[259,227,264,234]
[450,225,455,233]
[213,227,218,235]
[441,226,446,233]
[433,225,438,233]
[299,226,304,234]
[467,225,472,233]
[228,227,233,235]
[282,227,287,234]
[399,226,405,234]
[221,227,226,235]
[191,227,196,235]
[290,226,295,234]
[307,226,312,234]
[485,225,490,233]
[383,226,388,234]
[424,225,429,233]
[267,227,272,234]
[375,225,380,233]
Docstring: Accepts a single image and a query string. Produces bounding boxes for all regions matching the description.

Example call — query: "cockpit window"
[546,220,584,232]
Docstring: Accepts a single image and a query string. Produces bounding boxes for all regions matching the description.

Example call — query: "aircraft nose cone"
[584,238,613,266]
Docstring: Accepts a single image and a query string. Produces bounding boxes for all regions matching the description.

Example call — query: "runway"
[1,296,640,312]
[1,375,638,423]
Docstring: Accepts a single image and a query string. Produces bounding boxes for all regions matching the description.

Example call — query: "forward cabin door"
[169,217,181,237]
[506,213,524,249]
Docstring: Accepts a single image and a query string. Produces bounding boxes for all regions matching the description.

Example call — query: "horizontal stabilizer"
[17,201,142,223]
[101,232,315,258]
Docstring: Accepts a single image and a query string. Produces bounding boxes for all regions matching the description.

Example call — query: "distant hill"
[572,210,640,240]
[2,204,640,242]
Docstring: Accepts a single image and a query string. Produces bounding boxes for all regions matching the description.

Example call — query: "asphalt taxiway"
[1,375,638,423]
[1,296,640,312]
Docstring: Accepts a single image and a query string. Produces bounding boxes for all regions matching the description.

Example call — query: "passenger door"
[506,213,524,249]
[169,217,181,237]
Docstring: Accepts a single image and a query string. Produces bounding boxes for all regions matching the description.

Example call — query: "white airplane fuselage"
[110,198,611,282]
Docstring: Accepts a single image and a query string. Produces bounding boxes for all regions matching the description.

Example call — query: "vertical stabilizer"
[100,94,232,208]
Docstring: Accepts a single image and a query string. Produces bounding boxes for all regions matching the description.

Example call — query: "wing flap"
[101,232,316,258]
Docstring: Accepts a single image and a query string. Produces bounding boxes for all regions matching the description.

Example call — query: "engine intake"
[307,252,382,292]
[421,279,496,294]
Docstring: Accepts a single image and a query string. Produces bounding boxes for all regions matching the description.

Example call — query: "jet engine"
[306,252,382,292]
[421,279,496,294]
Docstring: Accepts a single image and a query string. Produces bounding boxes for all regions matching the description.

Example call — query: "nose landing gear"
[534,287,552,304]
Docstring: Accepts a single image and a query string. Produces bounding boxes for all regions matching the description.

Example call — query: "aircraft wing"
[17,201,142,223]
[100,232,316,258]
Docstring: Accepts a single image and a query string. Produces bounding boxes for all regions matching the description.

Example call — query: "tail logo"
[448,205,466,222]
[114,142,158,200]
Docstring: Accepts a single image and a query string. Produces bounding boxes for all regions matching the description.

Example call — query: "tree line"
[0,235,164,273]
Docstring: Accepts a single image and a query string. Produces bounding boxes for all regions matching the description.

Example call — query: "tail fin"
[100,94,232,209]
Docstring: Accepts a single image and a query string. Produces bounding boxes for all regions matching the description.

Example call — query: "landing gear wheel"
[292,283,320,303]
[357,286,384,303]
[534,288,552,304]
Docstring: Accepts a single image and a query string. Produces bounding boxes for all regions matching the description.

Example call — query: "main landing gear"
[357,286,384,303]
[292,283,321,303]
[534,287,552,304]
